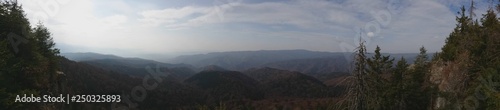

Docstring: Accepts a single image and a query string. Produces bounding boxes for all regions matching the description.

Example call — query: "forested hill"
[0,1,62,109]
[336,6,500,110]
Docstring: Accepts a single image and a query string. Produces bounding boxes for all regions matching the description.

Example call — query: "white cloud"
[137,0,367,30]
[138,6,209,26]
[16,0,467,57]
[100,15,128,28]
[369,0,456,53]
[19,0,139,52]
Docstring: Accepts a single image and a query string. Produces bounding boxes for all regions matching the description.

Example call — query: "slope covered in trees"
[244,67,333,98]
[432,4,500,109]
[337,3,500,110]
[0,1,61,109]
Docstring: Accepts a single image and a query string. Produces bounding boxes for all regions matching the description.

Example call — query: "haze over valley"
[1,0,499,109]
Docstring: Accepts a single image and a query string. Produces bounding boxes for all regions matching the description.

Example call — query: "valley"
[55,50,424,109]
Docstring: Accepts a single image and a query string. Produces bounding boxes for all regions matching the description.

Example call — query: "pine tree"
[466,7,500,110]
[390,57,409,110]
[441,6,471,61]
[352,38,367,110]
[365,46,393,109]
[0,1,60,109]
[32,23,59,58]
[393,57,408,89]
[405,46,431,110]
[32,23,60,87]
[479,9,500,67]
[366,46,394,75]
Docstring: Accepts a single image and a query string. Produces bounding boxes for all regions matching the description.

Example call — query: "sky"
[17,0,495,59]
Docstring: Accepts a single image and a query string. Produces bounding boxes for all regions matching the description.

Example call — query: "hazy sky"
[17,0,493,58]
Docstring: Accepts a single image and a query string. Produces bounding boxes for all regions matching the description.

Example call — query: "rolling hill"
[169,50,429,75]
[184,70,263,104]
[61,52,195,78]
[59,57,205,109]
[261,56,350,74]
[244,67,333,98]
[169,50,347,70]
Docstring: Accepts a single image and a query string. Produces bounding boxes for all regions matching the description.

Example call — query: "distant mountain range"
[61,52,195,78]
[167,50,431,74]
[61,50,431,77]
[61,52,123,61]
[261,56,350,74]
[168,50,350,72]
[62,52,190,68]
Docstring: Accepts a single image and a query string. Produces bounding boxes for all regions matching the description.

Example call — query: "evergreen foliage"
[0,1,60,109]
[341,2,500,109]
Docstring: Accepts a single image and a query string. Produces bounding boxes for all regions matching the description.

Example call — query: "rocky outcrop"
[429,59,469,109]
